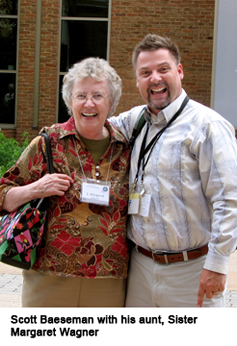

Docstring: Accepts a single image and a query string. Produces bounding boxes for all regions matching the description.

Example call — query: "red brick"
[1,0,216,142]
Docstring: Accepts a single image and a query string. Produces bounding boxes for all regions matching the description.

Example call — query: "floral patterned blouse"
[0,117,130,279]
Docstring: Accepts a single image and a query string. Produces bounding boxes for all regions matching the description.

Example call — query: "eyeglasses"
[72,92,109,104]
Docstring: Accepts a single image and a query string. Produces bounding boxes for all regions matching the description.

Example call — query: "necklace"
[73,137,114,182]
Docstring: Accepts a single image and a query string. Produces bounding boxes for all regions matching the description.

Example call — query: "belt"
[134,244,208,264]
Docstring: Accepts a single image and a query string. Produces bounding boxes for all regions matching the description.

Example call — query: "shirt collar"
[40,116,128,146]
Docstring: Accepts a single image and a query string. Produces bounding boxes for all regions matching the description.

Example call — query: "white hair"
[62,57,122,117]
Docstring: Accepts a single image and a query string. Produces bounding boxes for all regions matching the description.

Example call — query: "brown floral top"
[0,117,130,279]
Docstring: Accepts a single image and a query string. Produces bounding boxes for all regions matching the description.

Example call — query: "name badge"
[81,178,111,206]
[128,193,140,214]
[128,192,151,216]
[139,194,151,217]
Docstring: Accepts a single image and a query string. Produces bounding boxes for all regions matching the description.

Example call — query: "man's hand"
[197,268,226,307]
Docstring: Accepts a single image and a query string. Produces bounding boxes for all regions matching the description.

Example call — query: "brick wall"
[110,0,215,116]
[11,0,60,142]
[3,0,215,142]
[15,0,37,141]
[38,0,60,132]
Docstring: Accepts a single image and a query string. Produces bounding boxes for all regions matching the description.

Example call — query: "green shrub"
[0,131,29,178]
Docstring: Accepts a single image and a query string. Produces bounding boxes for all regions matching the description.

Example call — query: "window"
[0,0,18,127]
[58,0,110,123]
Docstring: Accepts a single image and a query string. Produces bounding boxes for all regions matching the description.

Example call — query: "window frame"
[56,0,112,123]
[0,0,20,129]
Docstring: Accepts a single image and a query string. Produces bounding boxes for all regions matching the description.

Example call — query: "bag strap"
[40,132,54,174]
[128,107,146,150]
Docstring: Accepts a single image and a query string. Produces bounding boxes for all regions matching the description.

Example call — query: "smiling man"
[136,48,183,113]
[109,34,237,307]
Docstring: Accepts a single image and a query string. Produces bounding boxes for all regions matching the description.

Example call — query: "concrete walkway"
[0,251,236,307]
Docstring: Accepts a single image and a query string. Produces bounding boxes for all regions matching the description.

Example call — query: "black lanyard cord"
[134,95,190,185]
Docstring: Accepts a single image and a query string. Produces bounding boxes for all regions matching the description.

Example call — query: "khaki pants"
[22,269,126,307]
[125,247,225,307]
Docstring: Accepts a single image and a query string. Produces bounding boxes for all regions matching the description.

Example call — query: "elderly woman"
[0,58,130,307]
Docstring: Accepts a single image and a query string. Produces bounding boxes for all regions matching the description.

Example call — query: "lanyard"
[133,95,189,191]
[73,137,114,182]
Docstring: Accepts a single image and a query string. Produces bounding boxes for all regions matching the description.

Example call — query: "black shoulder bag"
[0,132,54,270]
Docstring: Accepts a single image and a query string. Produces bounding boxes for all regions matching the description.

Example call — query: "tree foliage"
[0,131,29,177]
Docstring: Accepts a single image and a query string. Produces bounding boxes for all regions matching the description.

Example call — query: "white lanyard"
[73,137,114,206]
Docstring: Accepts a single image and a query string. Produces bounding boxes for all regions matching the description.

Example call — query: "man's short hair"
[132,34,181,69]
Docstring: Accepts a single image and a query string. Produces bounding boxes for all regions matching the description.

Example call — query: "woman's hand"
[33,173,74,198]
[2,173,74,212]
